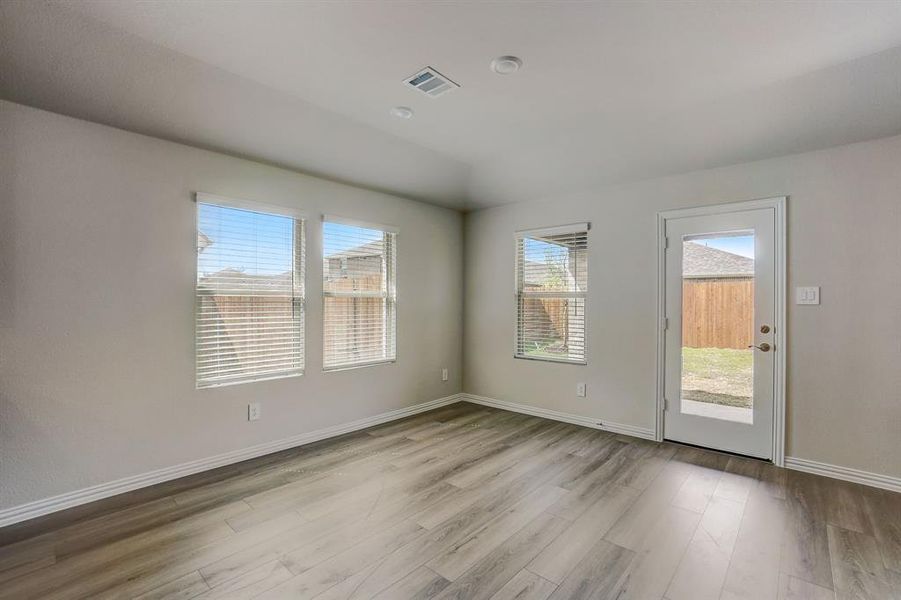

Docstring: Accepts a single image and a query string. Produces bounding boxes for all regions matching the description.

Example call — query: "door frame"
[655,196,787,466]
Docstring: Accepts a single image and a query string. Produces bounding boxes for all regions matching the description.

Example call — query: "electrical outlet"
[576,383,587,397]
[248,402,261,421]
[441,368,449,382]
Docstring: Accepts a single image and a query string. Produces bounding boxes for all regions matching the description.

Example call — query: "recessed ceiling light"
[490,56,522,75]
[390,106,414,119]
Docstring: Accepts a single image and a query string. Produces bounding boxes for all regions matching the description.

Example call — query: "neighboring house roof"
[522,258,583,290]
[197,231,212,252]
[522,259,551,286]
[325,240,384,260]
[683,242,754,278]
[198,268,292,293]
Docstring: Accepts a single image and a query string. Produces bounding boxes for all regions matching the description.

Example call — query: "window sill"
[513,355,587,366]
[196,370,304,389]
[323,359,396,373]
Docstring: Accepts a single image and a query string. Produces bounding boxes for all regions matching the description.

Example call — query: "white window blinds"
[515,224,589,364]
[322,219,397,370]
[195,198,304,387]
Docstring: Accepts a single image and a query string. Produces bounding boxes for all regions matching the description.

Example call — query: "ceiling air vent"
[404,67,460,98]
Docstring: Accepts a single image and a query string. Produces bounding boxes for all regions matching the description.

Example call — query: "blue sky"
[523,237,569,263]
[524,233,755,264]
[197,204,381,276]
[689,234,755,258]
[197,204,755,277]
[322,221,383,258]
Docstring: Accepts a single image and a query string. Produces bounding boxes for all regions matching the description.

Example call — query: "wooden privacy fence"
[207,292,386,366]
[541,298,568,338]
[525,278,752,350]
[682,278,753,349]
[203,295,296,368]
[520,297,569,340]
[204,268,388,371]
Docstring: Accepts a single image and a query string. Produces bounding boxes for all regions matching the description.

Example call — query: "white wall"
[0,101,463,511]
[0,0,472,208]
[464,134,901,479]
[3,97,900,518]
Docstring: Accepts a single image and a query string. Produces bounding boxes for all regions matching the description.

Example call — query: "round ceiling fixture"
[390,106,414,119]
[490,55,522,75]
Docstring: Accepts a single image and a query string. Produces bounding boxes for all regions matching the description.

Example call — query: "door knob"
[749,343,771,352]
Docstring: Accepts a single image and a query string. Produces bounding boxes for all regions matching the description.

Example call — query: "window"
[322,218,397,370]
[515,224,588,364]
[195,195,304,387]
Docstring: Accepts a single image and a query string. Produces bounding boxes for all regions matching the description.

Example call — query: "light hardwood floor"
[1,402,899,599]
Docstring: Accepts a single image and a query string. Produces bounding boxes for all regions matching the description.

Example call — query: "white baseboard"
[0,393,464,528]
[785,456,901,494]
[462,396,901,493]
[6,393,896,528]
[461,393,656,441]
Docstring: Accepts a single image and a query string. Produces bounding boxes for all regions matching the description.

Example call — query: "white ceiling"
[3,1,901,210]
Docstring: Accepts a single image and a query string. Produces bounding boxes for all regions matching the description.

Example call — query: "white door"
[663,205,777,459]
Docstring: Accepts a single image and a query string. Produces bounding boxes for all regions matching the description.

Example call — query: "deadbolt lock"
[760,324,771,334]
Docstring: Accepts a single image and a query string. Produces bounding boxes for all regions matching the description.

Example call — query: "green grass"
[524,338,567,359]
[681,347,753,408]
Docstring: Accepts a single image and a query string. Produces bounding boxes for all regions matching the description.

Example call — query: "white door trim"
[655,196,787,466]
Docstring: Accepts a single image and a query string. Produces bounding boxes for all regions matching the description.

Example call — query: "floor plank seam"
[1,404,899,600]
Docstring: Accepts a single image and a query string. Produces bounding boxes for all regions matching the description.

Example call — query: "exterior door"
[663,206,777,459]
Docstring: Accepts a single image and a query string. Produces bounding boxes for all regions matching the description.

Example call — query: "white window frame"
[194,192,305,388]
[322,215,398,371]
[514,223,589,365]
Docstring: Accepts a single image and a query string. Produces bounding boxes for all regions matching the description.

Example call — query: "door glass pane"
[680,233,754,424]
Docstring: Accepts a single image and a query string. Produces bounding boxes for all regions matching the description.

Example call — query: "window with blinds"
[195,196,304,388]
[322,219,397,370]
[515,224,589,364]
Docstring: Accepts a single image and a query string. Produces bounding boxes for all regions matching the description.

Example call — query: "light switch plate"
[796,286,820,305]
[441,368,449,382]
